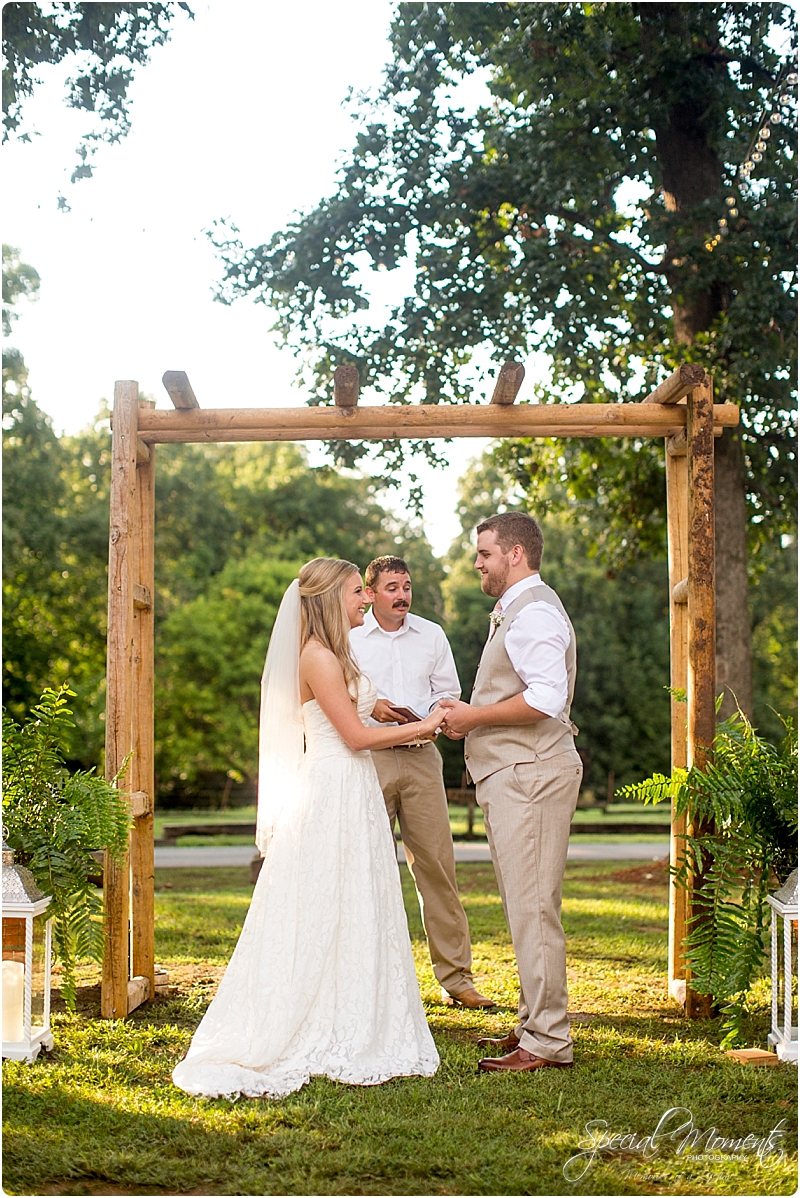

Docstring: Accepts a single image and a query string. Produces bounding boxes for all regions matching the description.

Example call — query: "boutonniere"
[488,610,505,633]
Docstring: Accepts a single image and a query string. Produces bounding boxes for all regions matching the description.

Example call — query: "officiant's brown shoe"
[442,987,496,1010]
[478,1047,574,1073]
[476,1030,520,1052]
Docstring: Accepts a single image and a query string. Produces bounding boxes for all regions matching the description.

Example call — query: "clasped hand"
[370,698,476,741]
[436,699,476,740]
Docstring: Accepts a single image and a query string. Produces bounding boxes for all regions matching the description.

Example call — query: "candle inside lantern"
[2,960,25,1042]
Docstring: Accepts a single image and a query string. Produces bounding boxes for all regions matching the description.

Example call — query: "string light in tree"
[705,68,797,252]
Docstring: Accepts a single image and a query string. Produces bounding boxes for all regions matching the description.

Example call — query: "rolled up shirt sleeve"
[503,601,571,718]
[427,628,461,711]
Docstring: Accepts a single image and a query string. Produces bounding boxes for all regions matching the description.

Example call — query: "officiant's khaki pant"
[371,743,474,997]
[476,750,582,1063]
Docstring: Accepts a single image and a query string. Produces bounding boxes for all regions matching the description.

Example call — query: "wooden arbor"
[102,362,737,1018]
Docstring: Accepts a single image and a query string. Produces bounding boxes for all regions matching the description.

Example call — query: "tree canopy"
[213,2,796,537]
[2,2,191,186]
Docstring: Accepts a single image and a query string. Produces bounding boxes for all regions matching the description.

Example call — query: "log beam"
[162,371,199,409]
[133,583,152,610]
[672,578,688,605]
[127,975,150,1014]
[136,402,738,444]
[641,364,707,405]
[333,364,359,407]
[490,361,525,405]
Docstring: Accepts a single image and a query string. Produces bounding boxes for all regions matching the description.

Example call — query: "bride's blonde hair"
[299,558,363,700]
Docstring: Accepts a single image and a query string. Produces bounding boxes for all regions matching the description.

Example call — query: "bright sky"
[3,0,523,557]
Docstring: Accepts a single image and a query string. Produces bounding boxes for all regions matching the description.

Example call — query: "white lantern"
[767,868,798,1063]
[2,835,54,1063]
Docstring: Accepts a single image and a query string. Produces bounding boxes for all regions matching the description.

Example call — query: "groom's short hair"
[476,512,544,571]
[365,556,410,589]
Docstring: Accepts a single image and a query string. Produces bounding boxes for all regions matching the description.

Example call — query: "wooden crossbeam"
[490,361,525,405]
[672,578,688,604]
[162,371,199,409]
[641,364,706,405]
[127,974,150,1014]
[333,364,360,407]
[136,402,738,444]
[133,583,152,610]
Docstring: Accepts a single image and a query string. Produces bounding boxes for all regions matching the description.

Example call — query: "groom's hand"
[438,699,476,737]
[372,698,406,723]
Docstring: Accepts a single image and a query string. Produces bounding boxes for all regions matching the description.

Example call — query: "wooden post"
[686,375,716,1019]
[102,381,139,1018]
[665,438,689,1004]
[642,363,706,405]
[162,371,199,409]
[333,364,360,407]
[129,400,156,1003]
[489,361,525,405]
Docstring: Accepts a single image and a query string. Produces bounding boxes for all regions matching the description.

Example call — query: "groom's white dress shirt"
[350,609,460,722]
[496,574,570,718]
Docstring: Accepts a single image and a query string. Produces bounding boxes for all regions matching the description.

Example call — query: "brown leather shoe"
[478,1047,574,1073]
[476,1030,520,1052]
[442,987,496,1010]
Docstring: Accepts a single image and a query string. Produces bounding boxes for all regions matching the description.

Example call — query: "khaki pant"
[476,750,582,1063]
[371,743,474,996]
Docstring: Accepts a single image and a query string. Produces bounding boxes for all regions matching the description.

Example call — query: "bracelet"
[410,722,424,747]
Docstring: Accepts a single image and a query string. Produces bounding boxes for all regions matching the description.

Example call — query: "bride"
[172,558,442,1099]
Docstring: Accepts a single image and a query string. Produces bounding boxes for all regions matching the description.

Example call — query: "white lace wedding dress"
[172,677,439,1099]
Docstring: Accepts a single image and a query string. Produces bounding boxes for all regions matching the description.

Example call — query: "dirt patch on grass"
[582,858,670,885]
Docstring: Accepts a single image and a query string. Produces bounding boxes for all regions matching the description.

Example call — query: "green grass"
[3,862,795,1196]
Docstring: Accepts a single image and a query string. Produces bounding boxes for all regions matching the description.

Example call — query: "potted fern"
[623,707,798,1047]
[2,686,130,1010]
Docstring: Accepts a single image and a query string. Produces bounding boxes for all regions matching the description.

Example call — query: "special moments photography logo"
[563,1107,788,1181]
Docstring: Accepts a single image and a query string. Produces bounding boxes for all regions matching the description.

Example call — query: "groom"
[440,512,582,1072]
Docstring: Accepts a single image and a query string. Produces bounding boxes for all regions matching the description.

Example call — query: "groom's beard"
[481,562,509,598]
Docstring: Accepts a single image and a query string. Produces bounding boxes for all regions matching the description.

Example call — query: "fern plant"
[2,685,130,1009]
[622,709,798,1047]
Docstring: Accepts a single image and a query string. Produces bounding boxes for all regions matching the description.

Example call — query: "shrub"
[623,708,798,1046]
[2,685,130,1008]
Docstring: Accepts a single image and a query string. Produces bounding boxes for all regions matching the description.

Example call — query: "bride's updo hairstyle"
[299,558,362,700]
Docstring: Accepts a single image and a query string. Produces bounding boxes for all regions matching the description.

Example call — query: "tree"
[2,2,191,188]
[212,2,798,721]
[155,555,300,801]
[440,455,673,792]
[151,441,445,804]
[4,249,115,757]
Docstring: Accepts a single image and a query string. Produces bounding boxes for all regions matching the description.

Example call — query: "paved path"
[154,840,670,868]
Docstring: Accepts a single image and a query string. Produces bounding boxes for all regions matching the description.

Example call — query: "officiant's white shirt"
[350,610,460,722]
[496,574,571,718]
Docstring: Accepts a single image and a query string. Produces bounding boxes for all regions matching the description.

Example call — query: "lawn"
[3,861,796,1196]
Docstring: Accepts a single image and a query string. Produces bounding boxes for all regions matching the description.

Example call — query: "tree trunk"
[639,5,753,720]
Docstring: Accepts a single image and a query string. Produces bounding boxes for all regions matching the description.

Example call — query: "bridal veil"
[256,578,304,853]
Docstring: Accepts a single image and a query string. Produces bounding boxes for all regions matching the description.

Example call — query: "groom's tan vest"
[464,583,577,783]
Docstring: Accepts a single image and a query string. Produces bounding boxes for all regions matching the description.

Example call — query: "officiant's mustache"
[393,600,410,608]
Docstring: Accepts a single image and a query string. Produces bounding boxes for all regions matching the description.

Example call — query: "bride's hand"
[410,706,445,743]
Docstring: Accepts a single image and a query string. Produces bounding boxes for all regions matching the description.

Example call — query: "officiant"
[350,555,495,1010]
